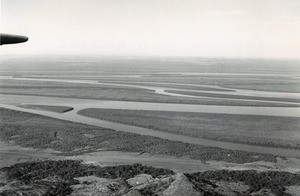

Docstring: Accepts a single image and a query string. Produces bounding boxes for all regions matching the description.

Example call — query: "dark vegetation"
[0,160,174,196]
[2,160,174,182]
[186,170,300,196]
[1,160,299,196]
[0,108,277,163]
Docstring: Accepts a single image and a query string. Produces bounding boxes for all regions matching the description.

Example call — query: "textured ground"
[78,108,300,149]
[0,108,277,164]
[1,160,300,196]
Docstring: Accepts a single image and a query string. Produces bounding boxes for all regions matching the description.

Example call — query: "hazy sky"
[1,0,300,58]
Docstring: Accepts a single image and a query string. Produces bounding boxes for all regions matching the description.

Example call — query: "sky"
[0,0,300,58]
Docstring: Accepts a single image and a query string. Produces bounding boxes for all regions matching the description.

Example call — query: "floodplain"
[1,56,300,195]
[78,108,300,149]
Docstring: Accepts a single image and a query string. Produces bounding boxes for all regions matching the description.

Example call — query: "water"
[1,94,300,157]
[1,56,300,157]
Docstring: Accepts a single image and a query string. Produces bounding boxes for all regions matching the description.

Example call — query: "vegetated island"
[165,89,300,104]
[77,108,300,149]
[19,104,73,113]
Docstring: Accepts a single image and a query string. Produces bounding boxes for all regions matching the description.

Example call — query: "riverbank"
[1,108,300,195]
[0,107,277,164]
[78,108,300,149]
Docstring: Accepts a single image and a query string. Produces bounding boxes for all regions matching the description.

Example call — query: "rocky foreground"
[1,160,300,196]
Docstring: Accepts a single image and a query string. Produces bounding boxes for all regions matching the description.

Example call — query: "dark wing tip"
[0,33,29,45]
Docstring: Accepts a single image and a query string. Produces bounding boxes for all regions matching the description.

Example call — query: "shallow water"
[1,94,300,157]
[1,94,300,117]
[1,76,300,104]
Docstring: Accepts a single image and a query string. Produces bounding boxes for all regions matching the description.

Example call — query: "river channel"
[1,94,300,157]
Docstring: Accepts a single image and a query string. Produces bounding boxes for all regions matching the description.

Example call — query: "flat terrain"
[166,89,300,103]
[1,56,300,195]
[78,108,300,149]
[0,108,277,164]
[1,79,297,107]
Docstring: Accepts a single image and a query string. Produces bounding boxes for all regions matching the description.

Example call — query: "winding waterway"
[1,94,300,157]
[1,76,300,105]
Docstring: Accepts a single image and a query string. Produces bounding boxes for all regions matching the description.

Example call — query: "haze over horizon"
[0,0,300,59]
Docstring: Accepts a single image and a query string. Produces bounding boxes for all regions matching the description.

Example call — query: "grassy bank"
[78,108,300,149]
[0,108,277,163]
